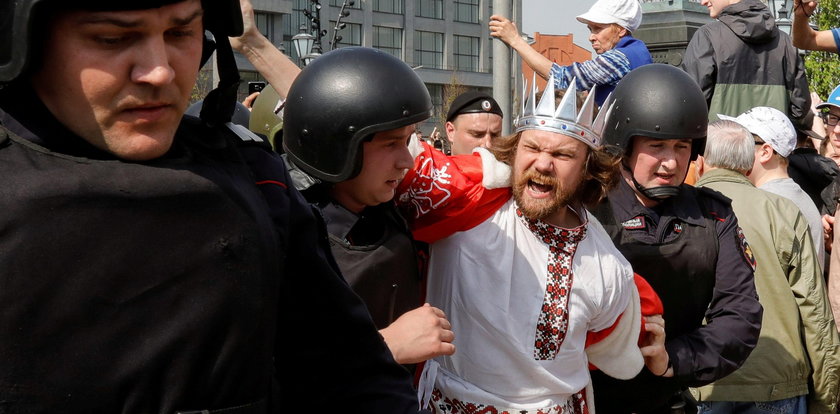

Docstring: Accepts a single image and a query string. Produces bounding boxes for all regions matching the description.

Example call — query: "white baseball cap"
[718,107,796,157]
[576,0,643,33]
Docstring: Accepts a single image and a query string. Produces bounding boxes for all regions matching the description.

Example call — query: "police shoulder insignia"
[736,226,756,271]
[621,216,645,230]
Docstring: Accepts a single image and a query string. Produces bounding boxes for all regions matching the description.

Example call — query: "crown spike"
[512,74,605,148]
[535,74,556,118]
[554,78,578,121]
[526,72,538,117]
[591,93,614,138]
[576,85,597,128]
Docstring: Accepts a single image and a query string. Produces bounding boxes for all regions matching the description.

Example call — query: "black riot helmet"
[283,47,432,183]
[1,0,242,82]
[602,64,708,200]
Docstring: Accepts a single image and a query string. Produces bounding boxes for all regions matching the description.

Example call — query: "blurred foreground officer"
[692,120,840,414]
[444,91,504,155]
[590,64,763,414]
[0,0,423,412]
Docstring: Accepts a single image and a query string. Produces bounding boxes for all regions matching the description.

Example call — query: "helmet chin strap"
[622,162,681,201]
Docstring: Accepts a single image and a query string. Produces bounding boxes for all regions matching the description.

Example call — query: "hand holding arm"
[379,303,456,365]
[229,0,301,98]
[640,315,672,377]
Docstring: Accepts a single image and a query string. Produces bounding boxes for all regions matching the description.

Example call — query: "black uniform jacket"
[0,84,422,414]
[590,180,762,413]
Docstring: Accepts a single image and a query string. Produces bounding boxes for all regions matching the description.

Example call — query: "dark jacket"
[681,0,811,127]
[788,147,840,215]
[590,180,762,413]
[0,84,422,414]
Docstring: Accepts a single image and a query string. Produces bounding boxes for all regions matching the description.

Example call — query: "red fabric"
[396,142,510,243]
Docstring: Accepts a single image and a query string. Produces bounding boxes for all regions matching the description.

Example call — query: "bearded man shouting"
[395,78,668,414]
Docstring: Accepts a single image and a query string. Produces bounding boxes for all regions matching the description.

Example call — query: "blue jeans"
[697,395,806,414]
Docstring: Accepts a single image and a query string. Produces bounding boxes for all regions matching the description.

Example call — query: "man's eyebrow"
[171,9,204,26]
[76,9,203,28]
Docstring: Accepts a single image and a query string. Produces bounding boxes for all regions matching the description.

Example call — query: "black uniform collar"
[610,178,706,227]
[0,81,120,160]
[321,201,363,241]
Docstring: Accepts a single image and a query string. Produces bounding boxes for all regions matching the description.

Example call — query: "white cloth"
[418,199,643,412]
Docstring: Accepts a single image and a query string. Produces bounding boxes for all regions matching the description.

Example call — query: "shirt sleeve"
[549,48,632,91]
[664,207,763,387]
[832,28,840,51]
[585,272,645,380]
[395,139,511,243]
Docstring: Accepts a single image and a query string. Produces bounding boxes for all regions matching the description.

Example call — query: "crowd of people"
[2,0,840,413]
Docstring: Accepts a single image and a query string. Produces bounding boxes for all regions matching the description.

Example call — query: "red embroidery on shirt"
[429,388,587,414]
[517,208,586,361]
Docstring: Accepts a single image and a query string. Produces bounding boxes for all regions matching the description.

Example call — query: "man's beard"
[512,168,579,221]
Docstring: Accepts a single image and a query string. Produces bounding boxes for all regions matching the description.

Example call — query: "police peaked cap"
[446,91,504,122]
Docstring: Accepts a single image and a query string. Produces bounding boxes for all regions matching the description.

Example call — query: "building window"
[417,0,443,19]
[373,26,403,59]
[454,35,480,72]
[374,0,404,14]
[328,21,362,48]
[427,84,444,121]
[454,0,479,23]
[330,0,361,8]
[255,12,279,43]
[283,0,312,64]
[414,31,443,69]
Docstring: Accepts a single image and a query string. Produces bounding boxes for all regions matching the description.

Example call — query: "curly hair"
[490,131,621,207]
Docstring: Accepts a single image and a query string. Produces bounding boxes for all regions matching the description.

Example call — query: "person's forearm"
[507,36,553,79]
[793,11,818,50]
[237,34,301,99]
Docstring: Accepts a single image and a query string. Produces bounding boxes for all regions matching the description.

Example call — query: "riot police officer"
[589,64,763,414]
[281,47,455,366]
[0,1,422,412]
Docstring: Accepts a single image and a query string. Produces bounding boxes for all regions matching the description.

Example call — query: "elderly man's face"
[587,22,626,55]
[445,112,503,155]
[31,0,204,160]
[512,129,589,223]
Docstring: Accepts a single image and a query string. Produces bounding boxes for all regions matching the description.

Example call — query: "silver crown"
[513,74,612,148]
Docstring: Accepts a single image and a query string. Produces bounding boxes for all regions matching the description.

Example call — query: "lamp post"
[292,25,315,66]
[776,1,792,36]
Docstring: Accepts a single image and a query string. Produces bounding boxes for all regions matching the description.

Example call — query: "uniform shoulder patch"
[621,216,646,230]
[736,226,756,271]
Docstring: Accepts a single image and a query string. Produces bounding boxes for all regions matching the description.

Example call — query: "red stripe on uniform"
[256,180,288,189]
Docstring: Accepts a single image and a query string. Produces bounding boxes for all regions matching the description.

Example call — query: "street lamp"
[302,51,322,66]
[292,25,315,64]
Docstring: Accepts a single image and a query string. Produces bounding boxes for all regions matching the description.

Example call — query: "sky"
[521,0,594,54]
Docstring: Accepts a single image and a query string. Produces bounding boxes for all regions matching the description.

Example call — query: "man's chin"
[103,134,176,161]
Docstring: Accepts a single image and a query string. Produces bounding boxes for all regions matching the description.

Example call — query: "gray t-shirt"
[760,177,825,270]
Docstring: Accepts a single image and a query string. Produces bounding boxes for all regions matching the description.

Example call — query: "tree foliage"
[803,0,840,98]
